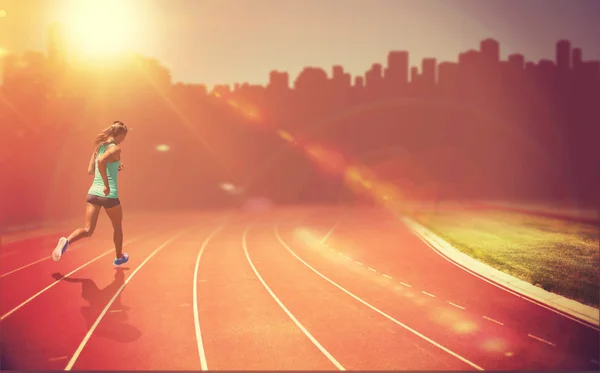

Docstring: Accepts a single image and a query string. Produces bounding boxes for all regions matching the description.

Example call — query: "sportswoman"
[52,121,129,266]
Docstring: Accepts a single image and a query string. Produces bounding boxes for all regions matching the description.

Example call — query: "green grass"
[413,209,599,308]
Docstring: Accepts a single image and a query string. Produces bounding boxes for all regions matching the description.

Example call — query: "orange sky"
[0,0,599,88]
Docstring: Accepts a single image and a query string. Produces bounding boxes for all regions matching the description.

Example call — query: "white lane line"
[108,309,122,313]
[383,274,392,279]
[0,238,138,321]
[527,334,556,347]
[368,267,376,272]
[65,230,188,370]
[422,291,436,298]
[355,261,363,266]
[400,282,412,288]
[243,226,345,370]
[193,225,226,371]
[274,226,484,371]
[1,256,51,278]
[447,302,466,310]
[482,316,504,326]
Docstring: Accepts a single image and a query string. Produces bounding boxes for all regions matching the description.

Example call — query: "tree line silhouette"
[1,27,598,228]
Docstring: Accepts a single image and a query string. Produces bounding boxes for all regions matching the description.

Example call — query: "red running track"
[0,206,598,370]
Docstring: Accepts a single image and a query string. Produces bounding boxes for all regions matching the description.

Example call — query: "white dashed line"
[368,267,376,272]
[275,226,484,371]
[108,309,122,313]
[527,334,556,347]
[382,274,392,279]
[447,302,465,310]
[483,316,504,325]
[49,356,67,362]
[422,291,436,298]
[355,261,363,266]
[400,282,412,288]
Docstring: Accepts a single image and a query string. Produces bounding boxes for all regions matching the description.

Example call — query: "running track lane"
[1,214,180,317]
[276,214,599,370]
[69,215,233,370]
[298,208,600,368]
[0,225,192,370]
[192,218,338,370]
[243,221,479,370]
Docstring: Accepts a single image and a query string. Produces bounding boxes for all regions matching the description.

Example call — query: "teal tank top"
[88,143,120,199]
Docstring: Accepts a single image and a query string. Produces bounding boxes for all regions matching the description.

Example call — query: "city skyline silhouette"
[1,23,599,228]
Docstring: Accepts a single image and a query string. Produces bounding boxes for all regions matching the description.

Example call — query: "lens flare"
[156,144,170,152]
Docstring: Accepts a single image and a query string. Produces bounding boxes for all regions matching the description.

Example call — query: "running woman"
[52,121,129,266]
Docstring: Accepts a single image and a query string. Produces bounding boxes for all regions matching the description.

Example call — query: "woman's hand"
[103,185,110,196]
[118,163,125,171]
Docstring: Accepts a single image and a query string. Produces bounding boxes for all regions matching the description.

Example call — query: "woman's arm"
[87,152,96,175]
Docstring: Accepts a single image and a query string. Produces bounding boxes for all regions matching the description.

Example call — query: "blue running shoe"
[52,237,69,262]
[113,253,129,266]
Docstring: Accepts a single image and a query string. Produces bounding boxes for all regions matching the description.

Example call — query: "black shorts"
[86,194,121,209]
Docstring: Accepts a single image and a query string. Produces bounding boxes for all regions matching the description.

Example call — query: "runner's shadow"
[52,268,142,343]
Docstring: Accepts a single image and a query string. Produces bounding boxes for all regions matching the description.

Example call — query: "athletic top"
[88,143,120,199]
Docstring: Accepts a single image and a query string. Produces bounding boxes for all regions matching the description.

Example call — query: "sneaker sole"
[52,238,67,262]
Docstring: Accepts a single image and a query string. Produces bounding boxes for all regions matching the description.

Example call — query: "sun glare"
[62,0,139,57]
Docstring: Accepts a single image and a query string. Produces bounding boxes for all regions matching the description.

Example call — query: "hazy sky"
[0,0,599,88]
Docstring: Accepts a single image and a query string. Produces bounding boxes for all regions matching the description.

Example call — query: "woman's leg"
[53,202,100,262]
[104,202,124,259]
[67,202,101,244]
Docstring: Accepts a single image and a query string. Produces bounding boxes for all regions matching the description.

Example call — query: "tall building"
[421,58,436,86]
[386,50,409,89]
[556,39,571,69]
[480,38,500,62]
[268,70,289,90]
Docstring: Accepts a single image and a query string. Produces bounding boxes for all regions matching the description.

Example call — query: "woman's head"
[94,121,128,153]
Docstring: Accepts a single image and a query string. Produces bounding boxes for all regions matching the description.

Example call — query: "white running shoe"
[52,237,68,262]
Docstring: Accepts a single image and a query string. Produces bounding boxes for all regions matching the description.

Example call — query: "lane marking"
[274,226,484,371]
[65,230,188,370]
[447,302,466,310]
[383,274,392,279]
[403,218,600,331]
[0,238,138,321]
[483,316,504,326]
[355,261,363,266]
[527,334,556,347]
[243,225,345,370]
[1,256,52,278]
[590,359,599,365]
[400,282,412,288]
[422,291,436,298]
[193,225,226,371]
[108,309,122,313]
[368,267,376,272]
[49,356,68,362]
